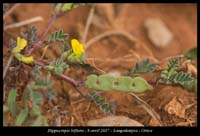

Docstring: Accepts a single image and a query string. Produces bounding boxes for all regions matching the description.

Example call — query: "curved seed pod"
[112,76,133,91]
[85,74,153,93]
[98,75,115,90]
[85,74,99,89]
[132,77,153,93]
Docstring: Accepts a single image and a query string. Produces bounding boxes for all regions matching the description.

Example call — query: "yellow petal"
[17,37,27,50]
[14,53,23,61]
[21,56,34,64]
[61,3,73,12]
[12,37,27,53]
[71,39,84,58]
[14,53,34,64]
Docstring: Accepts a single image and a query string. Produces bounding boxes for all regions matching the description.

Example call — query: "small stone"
[87,116,144,126]
[144,18,173,48]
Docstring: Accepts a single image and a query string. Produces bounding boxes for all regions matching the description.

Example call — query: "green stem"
[34,60,87,98]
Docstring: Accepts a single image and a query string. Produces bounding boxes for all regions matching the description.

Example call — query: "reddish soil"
[3,3,197,126]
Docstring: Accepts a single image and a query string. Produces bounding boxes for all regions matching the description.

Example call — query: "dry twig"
[3,54,14,80]
[3,4,21,20]
[82,4,96,44]
[4,16,43,30]
[130,93,163,126]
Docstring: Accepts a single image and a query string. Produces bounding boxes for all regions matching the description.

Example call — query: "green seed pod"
[85,74,153,93]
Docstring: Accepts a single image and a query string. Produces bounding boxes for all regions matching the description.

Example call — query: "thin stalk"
[34,60,87,98]
[130,93,163,126]
[3,4,21,20]
[82,4,96,44]
[4,16,43,30]
[3,54,14,80]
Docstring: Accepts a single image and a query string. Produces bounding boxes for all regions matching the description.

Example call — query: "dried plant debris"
[144,18,173,48]
[164,96,196,119]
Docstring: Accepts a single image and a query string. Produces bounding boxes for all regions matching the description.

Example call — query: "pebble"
[107,71,121,77]
[144,18,173,48]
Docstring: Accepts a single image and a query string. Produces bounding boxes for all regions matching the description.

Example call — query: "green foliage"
[85,74,153,93]
[160,70,194,84]
[47,30,69,59]
[3,2,121,126]
[33,76,56,100]
[169,72,194,85]
[31,116,42,126]
[67,51,86,64]
[167,58,180,71]
[88,91,114,114]
[31,65,41,77]
[3,73,56,126]
[15,104,28,126]
[29,89,43,105]
[34,76,52,89]
[160,69,177,83]
[159,58,181,84]
[47,59,69,75]
[20,84,45,125]
[21,78,54,126]
[184,47,197,60]
[3,105,8,126]
[182,79,197,92]
[61,41,70,53]
[3,113,6,126]
[42,117,49,126]
[159,58,196,92]
[61,49,86,64]
[30,115,48,126]
[7,89,19,118]
[25,26,38,46]
[47,30,68,43]
[30,105,41,116]
[127,58,157,77]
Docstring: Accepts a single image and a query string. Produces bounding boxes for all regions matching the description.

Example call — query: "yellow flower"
[12,36,34,64]
[20,56,34,64]
[14,53,34,64]
[12,37,27,53]
[61,3,73,12]
[71,39,84,58]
